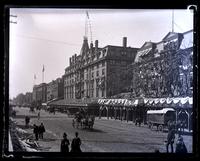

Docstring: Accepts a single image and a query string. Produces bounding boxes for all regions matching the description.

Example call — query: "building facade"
[46,77,64,101]
[63,37,138,99]
[12,92,32,106]
[132,30,193,98]
[32,83,47,103]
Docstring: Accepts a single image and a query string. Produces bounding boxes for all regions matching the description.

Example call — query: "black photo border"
[1,0,199,160]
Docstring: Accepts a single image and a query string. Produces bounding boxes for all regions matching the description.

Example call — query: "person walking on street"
[38,111,40,120]
[60,133,70,152]
[70,132,82,153]
[38,123,46,139]
[175,134,188,153]
[33,124,39,141]
[25,116,30,127]
[166,126,176,153]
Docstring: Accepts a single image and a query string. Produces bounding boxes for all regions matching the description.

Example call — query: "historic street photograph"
[8,9,193,153]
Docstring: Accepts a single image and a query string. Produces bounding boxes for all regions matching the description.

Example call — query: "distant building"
[24,92,32,104]
[63,37,138,99]
[32,83,47,103]
[12,92,32,106]
[47,77,64,101]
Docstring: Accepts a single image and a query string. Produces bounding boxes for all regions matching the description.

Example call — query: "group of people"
[33,123,46,140]
[60,132,82,153]
[166,123,188,153]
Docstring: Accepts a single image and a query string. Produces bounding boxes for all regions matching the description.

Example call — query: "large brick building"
[63,37,138,99]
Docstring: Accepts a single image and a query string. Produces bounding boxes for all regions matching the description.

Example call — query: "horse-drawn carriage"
[72,111,95,129]
[147,108,176,131]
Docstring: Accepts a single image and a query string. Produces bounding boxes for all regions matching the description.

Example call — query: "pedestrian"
[38,111,40,120]
[166,126,176,153]
[33,124,39,141]
[60,133,70,152]
[70,132,82,153]
[175,134,188,153]
[38,123,46,139]
[135,118,138,126]
[25,116,30,127]
[176,120,181,133]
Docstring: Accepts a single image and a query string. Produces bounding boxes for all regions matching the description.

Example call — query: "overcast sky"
[9,9,193,99]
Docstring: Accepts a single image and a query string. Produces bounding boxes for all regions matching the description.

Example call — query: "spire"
[80,37,89,56]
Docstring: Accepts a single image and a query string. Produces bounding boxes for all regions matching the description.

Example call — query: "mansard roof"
[162,31,182,41]
[140,41,156,50]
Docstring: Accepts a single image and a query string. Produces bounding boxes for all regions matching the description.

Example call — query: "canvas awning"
[144,97,193,107]
[147,108,175,114]
[98,98,139,106]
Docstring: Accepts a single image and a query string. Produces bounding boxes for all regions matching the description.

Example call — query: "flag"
[34,74,36,80]
[42,65,45,72]
[86,11,89,19]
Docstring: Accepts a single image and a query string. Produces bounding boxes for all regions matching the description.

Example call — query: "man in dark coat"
[33,124,39,140]
[38,123,45,139]
[60,133,70,152]
[25,116,30,127]
[166,126,176,153]
[70,132,82,153]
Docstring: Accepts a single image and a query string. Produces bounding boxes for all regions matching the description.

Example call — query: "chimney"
[90,42,93,49]
[75,54,77,62]
[123,37,127,48]
[95,40,98,51]
[69,57,72,66]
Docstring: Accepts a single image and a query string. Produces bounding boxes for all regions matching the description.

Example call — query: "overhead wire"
[15,34,81,46]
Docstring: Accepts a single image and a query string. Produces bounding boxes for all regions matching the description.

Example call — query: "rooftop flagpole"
[42,65,45,83]
[172,10,174,32]
[34,74,36,85]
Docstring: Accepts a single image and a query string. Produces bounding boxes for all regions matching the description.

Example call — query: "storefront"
[98,97,193,131]
[47,98,99,116]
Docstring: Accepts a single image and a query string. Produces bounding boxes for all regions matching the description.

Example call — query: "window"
[190,75,193,88]
[102,69,105,75]
[96,88,99,97]
[96,71,99,77]
[102,89,104,97]
[102,61,105,67]
[91,72,94,78]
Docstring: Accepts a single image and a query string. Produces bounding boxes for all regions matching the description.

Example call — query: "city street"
[12,107,192,153]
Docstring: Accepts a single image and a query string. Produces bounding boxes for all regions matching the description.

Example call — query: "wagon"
[147,108,176,131]
[72,111,95,129]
